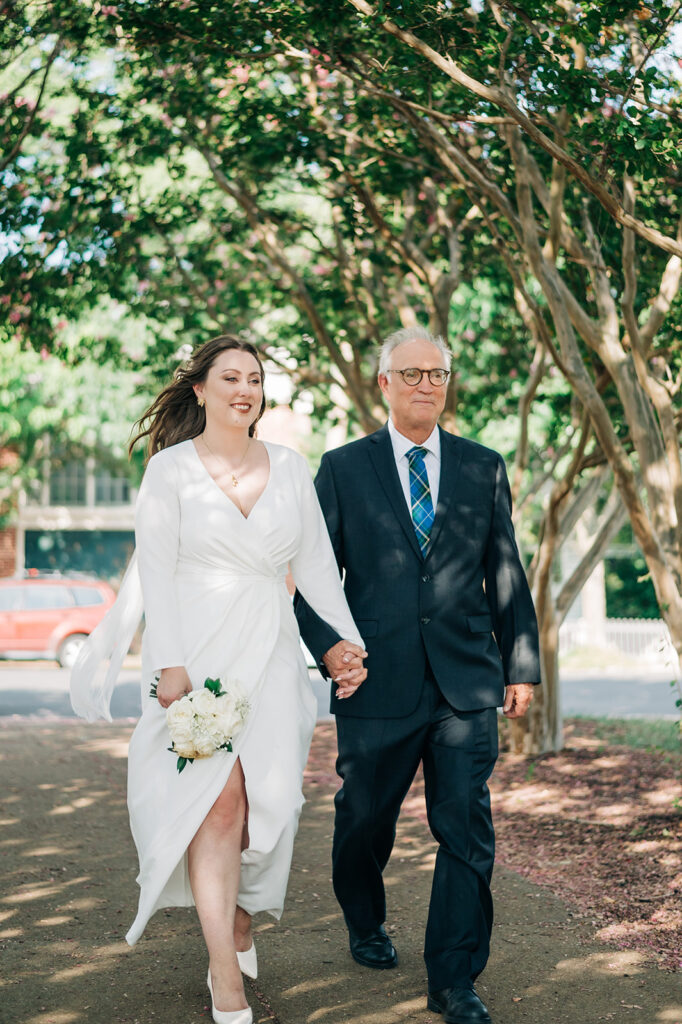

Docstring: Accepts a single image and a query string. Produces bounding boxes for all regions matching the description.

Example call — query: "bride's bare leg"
[234,905,252,953]
[188,758,248,1012]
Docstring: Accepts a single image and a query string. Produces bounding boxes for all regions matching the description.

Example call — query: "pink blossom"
[0,295,11,306]
[9,310,22,323]
[207,295,218,308]
[234,66,249,85]
[309,47,320,57]
[509,368,518,378]
[40,346,49,360]
[56,320,67,330]
[100,5,118,15]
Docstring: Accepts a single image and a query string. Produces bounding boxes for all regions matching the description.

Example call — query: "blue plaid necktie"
[406,446,434,555]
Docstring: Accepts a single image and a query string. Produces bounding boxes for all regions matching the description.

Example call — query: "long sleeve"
[290,453,362,655]
[484,454,541,685]
[135,450,185,672]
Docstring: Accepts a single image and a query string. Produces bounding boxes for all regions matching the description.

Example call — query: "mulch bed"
[305,719,682,973]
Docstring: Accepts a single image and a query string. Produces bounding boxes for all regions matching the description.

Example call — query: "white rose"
[167,696,193,728]
[193,730,216,758]
[213,701,242,741]
[167,697,197,756]
[190,688,217,716]
[172,736,197,758]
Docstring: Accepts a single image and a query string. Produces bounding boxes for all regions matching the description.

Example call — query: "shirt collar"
[388,417,441,462]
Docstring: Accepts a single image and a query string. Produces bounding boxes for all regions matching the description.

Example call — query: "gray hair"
[378,326,452,376]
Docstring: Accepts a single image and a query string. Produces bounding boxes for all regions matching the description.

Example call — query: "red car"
[0,573,116,668]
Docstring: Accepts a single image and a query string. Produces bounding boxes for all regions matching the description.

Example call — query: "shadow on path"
[0,720,679,1024]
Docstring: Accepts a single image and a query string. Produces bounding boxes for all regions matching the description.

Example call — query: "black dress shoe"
[347,924,398,969]
[427,986,492,1024]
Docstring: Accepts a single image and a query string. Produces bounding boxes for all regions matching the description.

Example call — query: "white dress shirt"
[387,417,441,512]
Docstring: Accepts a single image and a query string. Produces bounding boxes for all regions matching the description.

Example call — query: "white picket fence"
[559,617,677,666]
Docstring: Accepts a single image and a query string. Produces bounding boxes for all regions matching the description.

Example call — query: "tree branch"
[345,0,682,258]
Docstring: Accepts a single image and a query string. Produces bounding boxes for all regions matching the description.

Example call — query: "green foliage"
[0,332,150,521]
[2,0,681,653]
[605,524,660,619]
[571,715,681,754]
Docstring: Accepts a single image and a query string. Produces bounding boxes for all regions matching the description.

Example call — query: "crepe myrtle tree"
[326,0,682,752]
[104,0,682,749]
[4,1,682,751]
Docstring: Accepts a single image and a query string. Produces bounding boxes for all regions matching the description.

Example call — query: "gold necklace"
[201,434,250,488]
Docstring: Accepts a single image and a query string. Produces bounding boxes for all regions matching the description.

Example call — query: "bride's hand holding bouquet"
[151,675,250,773]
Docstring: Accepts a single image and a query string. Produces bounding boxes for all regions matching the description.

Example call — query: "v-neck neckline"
[189,438,272,521]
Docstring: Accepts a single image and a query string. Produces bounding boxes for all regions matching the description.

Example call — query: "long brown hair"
[130,336,266,458]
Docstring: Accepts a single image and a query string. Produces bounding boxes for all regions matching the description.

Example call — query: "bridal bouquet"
[151,677,250,774]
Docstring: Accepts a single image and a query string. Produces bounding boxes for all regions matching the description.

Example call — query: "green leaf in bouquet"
[204,677,224,695]
[150,676,160,699]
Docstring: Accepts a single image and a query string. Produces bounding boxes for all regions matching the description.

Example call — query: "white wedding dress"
[71,439,362,945]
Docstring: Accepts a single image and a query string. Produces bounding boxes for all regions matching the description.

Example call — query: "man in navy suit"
[295,327,540,1024]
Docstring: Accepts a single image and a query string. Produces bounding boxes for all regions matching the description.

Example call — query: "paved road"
[0,660,678,719]
[0,661,334,720]
[560,667,679,717]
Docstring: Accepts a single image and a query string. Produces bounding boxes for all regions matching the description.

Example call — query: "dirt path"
[1,719,680,1024]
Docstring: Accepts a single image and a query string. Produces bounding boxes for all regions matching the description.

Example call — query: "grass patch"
[568,715,681,753]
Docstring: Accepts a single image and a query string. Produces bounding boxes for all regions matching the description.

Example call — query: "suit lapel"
[426,427,463,555]
[367,426,423,562]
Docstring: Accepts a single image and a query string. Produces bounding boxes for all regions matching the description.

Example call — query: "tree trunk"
[510,597,562,754]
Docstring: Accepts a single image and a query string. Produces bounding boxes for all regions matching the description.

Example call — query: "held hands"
[503,683,535,719]
[156,666,193,708]
[322,640,368,700]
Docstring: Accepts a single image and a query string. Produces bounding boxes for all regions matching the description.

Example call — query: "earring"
[197,396,205,408]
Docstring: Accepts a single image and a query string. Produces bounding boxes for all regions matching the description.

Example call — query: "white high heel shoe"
[206,969,253,1024]
[236,941,258,979]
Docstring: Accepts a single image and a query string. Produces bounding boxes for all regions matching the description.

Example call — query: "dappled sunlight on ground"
[0,720,145,1024]
[78,736,131,760]
[554,949,648,975]
[2,717,681,1023]
[488,726,682,973]
[308,720,682,975]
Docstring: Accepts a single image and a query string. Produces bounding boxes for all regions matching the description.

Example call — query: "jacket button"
[422,574,431,582]
[420,616,430,625]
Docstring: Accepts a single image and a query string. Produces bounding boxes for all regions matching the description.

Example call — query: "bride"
[71,336,367,1023]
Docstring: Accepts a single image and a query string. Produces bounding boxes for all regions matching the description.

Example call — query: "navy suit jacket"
[294,424,541,718]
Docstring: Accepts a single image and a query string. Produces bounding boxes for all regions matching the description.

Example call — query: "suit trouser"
[332,673,498,989]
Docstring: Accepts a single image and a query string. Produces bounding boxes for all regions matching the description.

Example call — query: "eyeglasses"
[388,367,450,387]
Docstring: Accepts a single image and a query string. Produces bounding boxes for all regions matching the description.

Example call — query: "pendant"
[231,475,239,487]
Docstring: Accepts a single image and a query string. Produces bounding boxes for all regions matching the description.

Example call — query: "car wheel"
[58,633,88,669]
